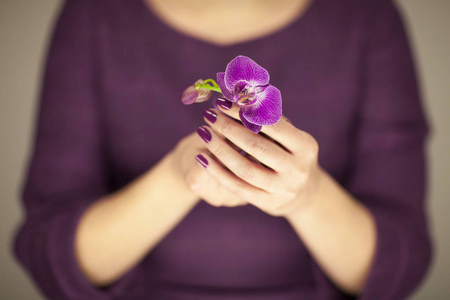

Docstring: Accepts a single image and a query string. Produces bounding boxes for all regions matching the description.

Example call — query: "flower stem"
[203,79,220,88]
[195,79,222,93]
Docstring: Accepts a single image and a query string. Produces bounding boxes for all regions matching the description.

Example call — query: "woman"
[15,0,432,299]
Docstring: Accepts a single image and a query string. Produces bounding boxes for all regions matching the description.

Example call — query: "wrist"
[284,166,327,223]
[164,151,199,203]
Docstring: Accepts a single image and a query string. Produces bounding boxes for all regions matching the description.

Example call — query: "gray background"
[1,0,449,299]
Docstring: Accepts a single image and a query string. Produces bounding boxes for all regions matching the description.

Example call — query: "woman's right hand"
[75,130,247,286]
[170,132,248,207]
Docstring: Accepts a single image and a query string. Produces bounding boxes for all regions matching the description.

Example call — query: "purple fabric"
[14,0,432,299]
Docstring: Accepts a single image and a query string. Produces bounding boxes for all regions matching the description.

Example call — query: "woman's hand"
[171,131,247,207]
[76,123,248,286]
[195,98,377,294]
[195,98,324,217]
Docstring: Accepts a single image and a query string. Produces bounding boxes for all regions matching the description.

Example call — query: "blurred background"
[0,0,449,299]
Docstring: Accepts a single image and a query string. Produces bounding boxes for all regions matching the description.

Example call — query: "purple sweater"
[14,0,432,299]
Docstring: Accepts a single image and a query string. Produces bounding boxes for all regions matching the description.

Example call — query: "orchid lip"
[237,95,257,106]
[233,81,257,106]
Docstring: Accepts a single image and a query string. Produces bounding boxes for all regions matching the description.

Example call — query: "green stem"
[196,79,222,93]
[203,79,220,88]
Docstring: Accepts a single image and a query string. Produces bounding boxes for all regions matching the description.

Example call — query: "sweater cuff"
[45,199,136,299]
[358,208,405,300]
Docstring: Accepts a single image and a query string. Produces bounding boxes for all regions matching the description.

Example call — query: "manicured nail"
[203,109,217,123]
[195,154,208,168]
[197,126,212,143]
[216,97,232,110]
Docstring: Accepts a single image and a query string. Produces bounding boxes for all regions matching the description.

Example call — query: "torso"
[97,0,369,297]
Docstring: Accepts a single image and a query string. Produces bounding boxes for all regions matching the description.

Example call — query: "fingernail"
[203,109,217,123]
[195,154,208,168]
[197,126,212,143]
[216,97,232,110]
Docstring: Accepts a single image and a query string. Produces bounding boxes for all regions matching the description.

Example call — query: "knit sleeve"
[348,1,433,299]
[14,1,139,298]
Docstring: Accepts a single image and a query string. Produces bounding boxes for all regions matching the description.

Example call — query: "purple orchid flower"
[216,55,282,133]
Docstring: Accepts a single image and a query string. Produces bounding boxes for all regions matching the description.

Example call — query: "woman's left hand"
[197,99,377,294]
[196,98,324,218]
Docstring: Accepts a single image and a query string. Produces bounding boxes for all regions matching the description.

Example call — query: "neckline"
[139,0,318,49]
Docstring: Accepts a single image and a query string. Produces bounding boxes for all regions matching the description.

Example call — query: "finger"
[190,158,247,207]
[261,119,310,154]
[215,97,241,121]
[195,152,267,206]
[203,108,291,172]
[196,125,279,192]
[215,98,308,154]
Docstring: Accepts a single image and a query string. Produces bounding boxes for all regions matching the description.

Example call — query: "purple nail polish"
[195,154,208,168]
[203,109,217,123]
[197,126,212,143]
[217,97,232,110]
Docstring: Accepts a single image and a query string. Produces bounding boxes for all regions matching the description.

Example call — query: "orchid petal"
[224,56,269,90]
[239,109,262,133]
[216,72,235,101]
[242,85,282,126]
